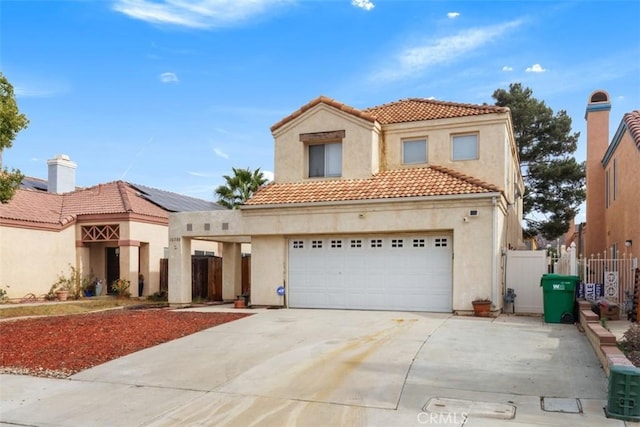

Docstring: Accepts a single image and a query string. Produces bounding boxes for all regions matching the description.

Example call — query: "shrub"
[619,324,640,367]
[0,285,9,303]
[111,279,131,298]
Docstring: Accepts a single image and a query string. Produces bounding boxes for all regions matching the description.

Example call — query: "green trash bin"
[606,365,640,421]
[540,274,579,323]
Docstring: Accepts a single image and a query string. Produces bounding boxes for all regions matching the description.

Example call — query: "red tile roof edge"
[244,165,502,206]
[623,110,640,149]
[364,97,508,115]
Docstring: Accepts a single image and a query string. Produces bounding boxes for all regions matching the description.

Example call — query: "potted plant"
[51,265,93,301]
[472,298,492,317]
[111,279,131,299]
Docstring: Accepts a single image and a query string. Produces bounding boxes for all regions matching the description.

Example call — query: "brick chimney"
[47,154,77,194]
[584,90,611,257]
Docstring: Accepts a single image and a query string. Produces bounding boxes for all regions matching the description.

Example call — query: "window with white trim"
[350,239,362,248]
[412,239,425,247]
[309,143,342,177]
[312,240,323,249]
[370,239,382,248]
[403,139,427,164]
[452,134,478,160]
[293,240,304,249]
[331,240,343,248]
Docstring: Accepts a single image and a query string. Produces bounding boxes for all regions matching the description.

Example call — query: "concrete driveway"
[0,308,624,426]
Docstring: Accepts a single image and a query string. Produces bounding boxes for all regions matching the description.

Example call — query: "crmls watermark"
[416,412,468,424]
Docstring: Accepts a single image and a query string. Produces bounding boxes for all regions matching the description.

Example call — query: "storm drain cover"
[423,397,516,420]
[541,397,582,413]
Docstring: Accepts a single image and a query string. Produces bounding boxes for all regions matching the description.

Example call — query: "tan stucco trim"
[77,213,168,226]
[118,240,141,247]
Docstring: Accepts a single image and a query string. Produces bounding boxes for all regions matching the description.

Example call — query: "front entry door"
[106,248,120,295]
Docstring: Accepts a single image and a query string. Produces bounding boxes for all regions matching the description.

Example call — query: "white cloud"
[525,63,547,73]
[112,0,292,29]
[213,148,229,159]
[262,170,274,182]
[502,66,513,72]
[447,12,460,19]
[159,72,179,83]
[352,0,374,11]
[187,171,210,177]
[370,20,523,82]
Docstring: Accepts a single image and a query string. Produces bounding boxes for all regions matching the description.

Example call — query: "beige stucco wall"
[273,104,381,182]
[0,225,76,299]
[604,131,640,255]
[170,194,508,311]
[382,114,516,195]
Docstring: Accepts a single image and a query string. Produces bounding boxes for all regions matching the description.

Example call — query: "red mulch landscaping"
[0,309,251,378]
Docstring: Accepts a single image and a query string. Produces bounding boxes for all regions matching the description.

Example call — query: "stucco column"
[222,242,242,301]
[118,240,140,296]
[169,237,192,307]
[75,241,91,279]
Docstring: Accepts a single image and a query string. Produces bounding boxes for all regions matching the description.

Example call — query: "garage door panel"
[288,235,452,312]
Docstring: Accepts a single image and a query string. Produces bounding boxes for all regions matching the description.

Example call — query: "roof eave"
[241,191,502,210]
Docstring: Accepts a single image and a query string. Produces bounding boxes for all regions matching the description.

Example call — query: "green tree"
[0,73,29,203]
[215,167,268,209]
[493,83,585,239]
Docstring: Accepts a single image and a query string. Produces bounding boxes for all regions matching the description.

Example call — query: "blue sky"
[2,0,639,222]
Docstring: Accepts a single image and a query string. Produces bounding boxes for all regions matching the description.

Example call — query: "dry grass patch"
[0,299,163,320]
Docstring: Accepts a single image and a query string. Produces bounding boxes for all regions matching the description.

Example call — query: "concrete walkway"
[0,308,624,426]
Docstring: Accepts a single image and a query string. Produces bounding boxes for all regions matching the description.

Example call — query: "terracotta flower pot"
[234,299,245,309]
[472,300,492,317]
[56,290,69,301]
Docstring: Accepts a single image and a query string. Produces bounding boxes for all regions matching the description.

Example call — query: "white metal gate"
[505,250,547,314]
[579,251,638,310]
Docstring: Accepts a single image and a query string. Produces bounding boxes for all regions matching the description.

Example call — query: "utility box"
[606,365,640,421]
[540,274,579,323]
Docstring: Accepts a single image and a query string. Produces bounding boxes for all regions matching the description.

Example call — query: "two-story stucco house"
[169,96,524,313]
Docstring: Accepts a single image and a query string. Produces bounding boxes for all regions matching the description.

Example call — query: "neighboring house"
[169,96,524,313]
[0,154,224,300]
[582,91,639,259]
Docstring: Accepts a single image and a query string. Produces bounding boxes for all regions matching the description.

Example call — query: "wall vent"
[469,210,479,217]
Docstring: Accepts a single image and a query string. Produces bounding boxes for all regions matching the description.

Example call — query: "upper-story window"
[403,139,427,164]
[452,134,478,161]
[309,143,342,177]
[300,130,345,178]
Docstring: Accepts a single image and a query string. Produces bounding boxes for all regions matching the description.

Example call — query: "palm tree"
[215,167,268,209]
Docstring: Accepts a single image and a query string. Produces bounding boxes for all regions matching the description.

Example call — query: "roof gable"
[270,95,376,133]
[602,110,640,165]
[2,181,223,227]
[244,166,500,206]
[271,96,509,134]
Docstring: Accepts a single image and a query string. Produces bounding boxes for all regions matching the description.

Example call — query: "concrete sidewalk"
[0,309,624,426]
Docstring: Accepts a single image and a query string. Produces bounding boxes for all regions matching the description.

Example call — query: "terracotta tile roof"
[245,166,500,206]
[0,189,69,225]
[0,181,168,227]
[623,110,640,149]
[362,98,508,125]
[270,96,508,132]
[270,96,376,132]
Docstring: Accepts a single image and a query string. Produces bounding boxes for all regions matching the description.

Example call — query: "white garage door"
[288,235,452,312]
